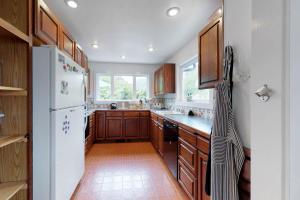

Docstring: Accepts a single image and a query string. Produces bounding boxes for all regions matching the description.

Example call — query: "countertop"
[86,108,212,136]
[151,111,212,136]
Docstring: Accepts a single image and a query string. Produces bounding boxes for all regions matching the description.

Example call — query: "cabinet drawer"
[106,111,122,117]
[179,139,198,175]
[179,127,197,146]
[178,160,197,200]
[196,136,209,154]
[123,111,139,117]
[139,111,150,117]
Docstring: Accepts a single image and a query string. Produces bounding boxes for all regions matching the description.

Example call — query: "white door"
[51,106,85,200]
[51,48,85,110]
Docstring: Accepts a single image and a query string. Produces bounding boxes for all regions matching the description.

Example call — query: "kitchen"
[0,0,293,200]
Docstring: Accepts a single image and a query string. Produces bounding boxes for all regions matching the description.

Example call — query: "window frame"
[94,73,150,103]
[179,56,214,109]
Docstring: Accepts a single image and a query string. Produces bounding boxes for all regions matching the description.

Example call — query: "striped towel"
[211,81,245,200]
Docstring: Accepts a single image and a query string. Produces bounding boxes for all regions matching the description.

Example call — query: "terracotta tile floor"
[72,142,188,200]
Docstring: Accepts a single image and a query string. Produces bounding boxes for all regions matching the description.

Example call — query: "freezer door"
[51,106,85,200]
[51,49,85,109]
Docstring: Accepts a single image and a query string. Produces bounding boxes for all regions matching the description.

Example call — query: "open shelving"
[0,136,27,148]
[0,0,31,199]
[0,181,27,200]
[0,18,30,43]
[0,87,28,97]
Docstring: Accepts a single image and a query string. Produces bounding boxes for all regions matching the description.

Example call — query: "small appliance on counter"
[110,103,117,109]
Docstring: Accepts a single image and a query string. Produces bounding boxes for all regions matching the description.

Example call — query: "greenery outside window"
[181,57,213,106]
[95,74,149,101]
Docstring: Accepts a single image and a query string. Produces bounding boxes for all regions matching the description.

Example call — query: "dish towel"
[210,81,245,200]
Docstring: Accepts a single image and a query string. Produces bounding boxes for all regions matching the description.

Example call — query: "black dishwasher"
[163,119,179,179]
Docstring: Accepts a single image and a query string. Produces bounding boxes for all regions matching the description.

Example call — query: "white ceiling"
[44,0,221,64]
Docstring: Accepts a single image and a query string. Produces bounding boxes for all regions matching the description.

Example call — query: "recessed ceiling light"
[65,0,78,8]
[121,55,126,59]
[91,43,99,49]
[148,46,155,52]
[167,7,180,17]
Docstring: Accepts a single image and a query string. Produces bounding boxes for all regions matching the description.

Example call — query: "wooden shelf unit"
[0,87,28,96]
[0,136,27,148]
[0,181,27,200]
[0,18,30,43]
[0,0,32,199]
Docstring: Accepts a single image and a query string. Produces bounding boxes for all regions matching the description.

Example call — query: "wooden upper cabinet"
[60,27,75,59]
[154,63,175,96]
[198,14,223,89]
[82,53,89,69]
[35,0,60,45]
[75,44,83,66]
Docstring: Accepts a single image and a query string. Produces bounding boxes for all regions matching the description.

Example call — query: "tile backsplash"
[163,98,214,120]
[87,97,214,120]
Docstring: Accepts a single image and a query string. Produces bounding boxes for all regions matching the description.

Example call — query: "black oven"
[163,119,179,179]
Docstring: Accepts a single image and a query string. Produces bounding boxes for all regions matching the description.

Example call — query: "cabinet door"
[75,44,83,65]
[158,68,164,94]
[124,117,140,138]
[178,160,198,200]
[198,17,223,89]
[139,117,149,138]
[106,117,123,139]
[82,54,88,69]
[198,151,210,200]
[60,27,75,59]
[151,120,158,150]
[154,71,157,96]
[35,0,60,45]
[95,112,105,140]
[158,125,164,157]
[89,112,95,143]
[163,64,176,93]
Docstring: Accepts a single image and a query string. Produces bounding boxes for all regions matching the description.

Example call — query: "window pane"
[113,76,133,100]
[136,76,148,99]
[97,75,111,100]
[182,62,210,103]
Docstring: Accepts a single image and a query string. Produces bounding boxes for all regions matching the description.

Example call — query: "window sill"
[175,101,213,110]
[95,100,140,104]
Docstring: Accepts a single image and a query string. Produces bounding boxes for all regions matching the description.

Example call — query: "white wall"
[167,37,199,100]
[89,62,159,99]
[250,0,287,199]
[225,0,288,199]
[289,0,300,199]
[224,0,251,148]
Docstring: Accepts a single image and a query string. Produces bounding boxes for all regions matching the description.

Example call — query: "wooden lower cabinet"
[151,119,159,150]
[95,111,150,140]
[140,117,150,138]
[96,112,106,140]
[106,117,123,139]
[158,125,164,157]
[124,117,140,138]
[178,159,198,200]
[89,112,95,142]
[178,138,198,175]
[198,151,210,200]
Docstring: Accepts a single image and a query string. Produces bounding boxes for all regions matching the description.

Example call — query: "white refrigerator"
[33,46,86,200]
